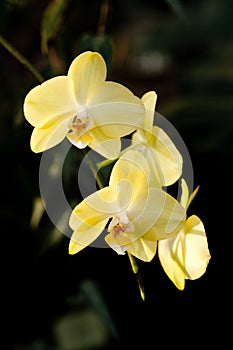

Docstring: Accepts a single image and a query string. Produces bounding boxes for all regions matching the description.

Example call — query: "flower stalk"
[0,34,44,83]
[127,252,145,301]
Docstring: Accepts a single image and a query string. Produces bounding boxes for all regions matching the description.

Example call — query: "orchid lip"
[108,213,135,236]
[68,109,93,137]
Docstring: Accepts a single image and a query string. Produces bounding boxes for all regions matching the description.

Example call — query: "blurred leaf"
[164,0,187,21]
[30,197,45,230]
[40,0,69,55]
[35,225,66,258]
[6,0,31,7]
[79,279,118,340]
[79,33,113,73]
[96,160,115,188]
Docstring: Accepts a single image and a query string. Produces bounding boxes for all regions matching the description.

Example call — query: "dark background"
[0,0,232,349]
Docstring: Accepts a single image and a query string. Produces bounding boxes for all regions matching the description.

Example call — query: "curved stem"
[0,34,44,83]
[127,252,145,301]
[81,148,106,189]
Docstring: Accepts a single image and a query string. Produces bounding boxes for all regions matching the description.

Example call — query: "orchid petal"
[158,215,211,289]
[23,76,77,128]
[69,218,109,254]
[69,186,119,230]
[68,51,106,105]
[180,178,200,210]
[187,185,200,209]
[90,81,142,105]
[105,188,186,251]
[132,125,183,186]
[87,81,145,137]
[109,150,150,204]
[158,234,186,290]
[130,145,164,187]
[125,232,157,262]
[66,132,93,149]
[89,127,121,159]
[128,188,186,241]
[68,127,121,159]
[69,186,121,254]
[180,178,190,209]
[184,215,211,280]
[30,118,70,152]
[105,231,157,262]
[149,126,183,186]
[145,150,164,187]
[141,90,157,131]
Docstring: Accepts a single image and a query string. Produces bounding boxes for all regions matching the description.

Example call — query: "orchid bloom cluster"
[23,51,210,290]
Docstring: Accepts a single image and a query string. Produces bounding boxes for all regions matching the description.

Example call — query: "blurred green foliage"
[40,0,69,55]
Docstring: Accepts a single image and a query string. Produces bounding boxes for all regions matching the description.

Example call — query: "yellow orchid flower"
[69,150,186,262]
[158,179,211,290]
[131,91,183,186]
[23,51,145,159]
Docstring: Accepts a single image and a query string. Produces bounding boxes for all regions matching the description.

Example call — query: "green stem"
[127,251,138,273]
[0,34,44,83]
[127,252,145,301]
[81,148,106,190]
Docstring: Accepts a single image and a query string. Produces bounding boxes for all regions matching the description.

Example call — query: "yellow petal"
[89,127,121,159]
[87,81,145,137]
[129,145,164,187]
[68,51,106,105]
[128,188,186,241]
[125,232,157,262]
[132,125,183,186]
[23,76,77,128]
[109,150,150,203]
[158,234,186,290]
[105,231,157,261]
[105,188,186,251]
[69,186,120,254]
[184,215,211,280]
[90,81,142,105]
[158,215,211,289]
[66,132,93,149]
[69,186,119,230]
[145,149,164,187]
[180,178,190,209]
[69,218,109,254]
[143,126,183,186]
[141,90,157,132]
[187,185,200,209]
[30,118,70,152]
[180,178,200,209]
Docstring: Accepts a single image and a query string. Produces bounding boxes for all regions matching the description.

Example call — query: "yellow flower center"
[112,222,134,236]
[109,212,135,237]
[69,108,93,137]
[107,214,135,255]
